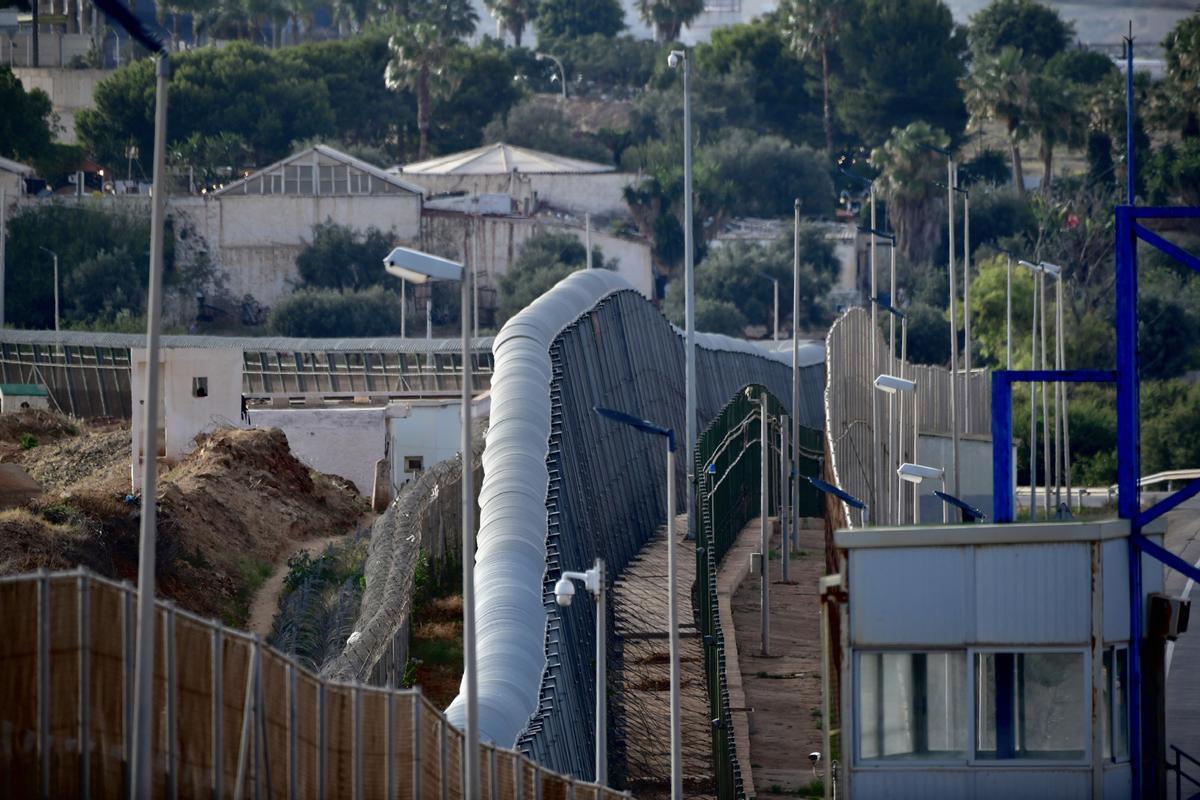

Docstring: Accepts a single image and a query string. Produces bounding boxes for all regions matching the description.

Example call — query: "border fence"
[693,387,823,800]
[0,568,628,800]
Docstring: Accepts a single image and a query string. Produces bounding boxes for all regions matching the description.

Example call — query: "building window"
[858,651,967,761]
[284,164,299,194]
[319,164,334,194]
[1102,646,1130,762]
[975,651,1086,761]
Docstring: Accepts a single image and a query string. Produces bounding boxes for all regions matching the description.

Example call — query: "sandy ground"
[730,518,828,799]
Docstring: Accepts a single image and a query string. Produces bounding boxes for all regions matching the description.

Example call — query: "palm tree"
[965,46,1034,195]
[1027,74,1085,192]
[485,0,538,46]
[779,0,842,154]
[384,0,478,160]
[635,0,704,42]
[870,121,948,265]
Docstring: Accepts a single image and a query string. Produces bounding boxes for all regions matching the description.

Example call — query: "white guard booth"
[835,519,1165,799]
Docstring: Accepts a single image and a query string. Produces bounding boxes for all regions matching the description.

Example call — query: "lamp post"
[897,462,947,523]
[535,51,566,102]
[874,373,915,526]
[37,246,60,331]
[954,183,972,412]
[594,406,681,800]
[1040,261,1065,512]
[759,390,770,656]
[553,559,607,785]
[668,48,697,547]
[382,245,479,798]
[926,144,961,507]
[862,227,897,523]
[791,199,802,551]
[840,159,880,524]
[1017,260,1043,518]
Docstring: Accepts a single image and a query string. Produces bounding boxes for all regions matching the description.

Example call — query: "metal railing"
[1169,744,1200,800]
[0,567,628,800]
[693,386,823,800]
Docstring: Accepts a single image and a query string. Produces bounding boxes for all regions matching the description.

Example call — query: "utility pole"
[791,200,802,551]
[759,392,770,656]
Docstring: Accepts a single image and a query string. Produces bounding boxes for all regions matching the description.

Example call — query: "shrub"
[268,287,402,338]
[19,433,38,450]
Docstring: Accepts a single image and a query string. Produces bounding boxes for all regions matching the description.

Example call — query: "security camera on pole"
[554,559,607,785]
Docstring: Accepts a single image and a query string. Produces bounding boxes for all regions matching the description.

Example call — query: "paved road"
[1164,496,1200,799]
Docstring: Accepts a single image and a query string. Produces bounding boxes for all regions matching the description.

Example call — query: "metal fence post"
[122,582,135,793]
[38,569,50,800]
[78,569,91,800]
[439,715,449,800]
[352,686,362,800]
[386,691,395,800]
[287,664,297,800]
[317,682,326,800]
[413,695,423,800]
[166,603,178,800]
[213,625,224,799]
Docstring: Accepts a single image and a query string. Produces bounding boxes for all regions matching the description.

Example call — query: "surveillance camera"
[809,752,821,765]
[554,576,575,607]
[667,51,682,68]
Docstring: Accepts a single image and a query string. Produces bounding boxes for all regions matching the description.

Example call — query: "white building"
[396,142,638,219]
[172,145,424,307]
[0,156,33,199]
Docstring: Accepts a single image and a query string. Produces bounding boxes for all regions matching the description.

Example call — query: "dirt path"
[730,517,827,799]
[247,533,350,636]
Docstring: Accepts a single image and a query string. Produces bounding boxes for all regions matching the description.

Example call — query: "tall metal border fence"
[693,387,823,799]
[0,568,629,800]
[511,286,825,781]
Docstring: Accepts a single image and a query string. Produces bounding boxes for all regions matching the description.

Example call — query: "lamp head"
[554,576,575,607]
[874,374,916,394]
[667,50,684,68]
[1039,261,1062,277]
[897,462,944,483]
[808,752,821,765]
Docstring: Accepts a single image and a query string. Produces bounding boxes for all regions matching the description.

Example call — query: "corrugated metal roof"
[0,156,34,176]
[398,143,616,176]
[0,328,494,354]
[215,144,425,196]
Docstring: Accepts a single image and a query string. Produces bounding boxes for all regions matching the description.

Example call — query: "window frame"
[1102,644,1130,764]
[969,646,1092,768]
[852,648,972,768]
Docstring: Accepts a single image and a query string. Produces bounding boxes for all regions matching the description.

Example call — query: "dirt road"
[247,533,351,636]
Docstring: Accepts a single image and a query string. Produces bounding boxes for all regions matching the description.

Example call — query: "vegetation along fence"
[693,386,822,800]
[0,568,628,800]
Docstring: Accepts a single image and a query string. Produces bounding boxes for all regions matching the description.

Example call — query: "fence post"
[318,682,327,800]
[439,715,449,800]
[413,695,423,800]
[386,691,394,800]
[213,625,224,799]
[234,637,257,800]
[38,569,50,800]
[352,686,362,800]
[288,663,297,800]
[166,602,178,800]
[78,569,91,800]
[122,581,135,794]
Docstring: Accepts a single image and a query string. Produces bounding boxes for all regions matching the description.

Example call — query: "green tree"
[430,46,524,156]
[295,222,397,292]
[1163,13,1200,138]
[778,0,846,153]
[1045,48,1117,87]
[965,46,1033,194]
[385,0,479,160]
[78,42,336,173]
[1026,72,1086,192]
[704,129,833,217]
[486,0,539,46]
[834,0,967,148]
[484,99,613,164]
[870,121,948,265]
[967,0,1074,61]
[965,253,1035,368]
[169,132,252,192]
[535,0,625,39]
[497,230,610,324]
[697,18,821,145]
[0,66,54,167]
[636,0,703,42]
[664,229,838,333]
[1143,381,1200,476]
[268,287,403,337]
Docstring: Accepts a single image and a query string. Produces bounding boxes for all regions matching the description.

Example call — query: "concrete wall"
[404,171,637,218]
[387,397,492,491]
[171,193,423,307]
[420,213,654,305]
[12,67,109,144]
[130,347,245,490]
[247,406,386,495]
[912,435,992,523]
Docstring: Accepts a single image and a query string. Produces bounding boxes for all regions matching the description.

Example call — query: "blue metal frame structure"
[990,207,1200,797]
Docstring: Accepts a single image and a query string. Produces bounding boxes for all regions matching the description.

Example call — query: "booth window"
[1101,646,1130,762]
[974,651,1086,761]
[857,651,967,761]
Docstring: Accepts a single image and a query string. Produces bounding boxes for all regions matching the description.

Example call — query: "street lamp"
[807,475,868,524]
[875,295,910,525]
[553,558,608,785]
[953,183,972,412]
[874,373,916,526]
[862,227,897,523]
[535,51,567,102]
[594,406,681,800]
[37,246,60,331]
[934,490,985,522]
[1039,261,1070,512]
[384,244,479,800]
[840,158,882,524]
[1017,259,1043,518]
[897,462,947,524]
[668,48,697,549]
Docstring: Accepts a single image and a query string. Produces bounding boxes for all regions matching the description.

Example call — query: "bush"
[268,287,402,338]
[705,130,834,218]
[295,222,396,292]
[497,230,611,325]
[484,100,613,165]
[19,433,38,450]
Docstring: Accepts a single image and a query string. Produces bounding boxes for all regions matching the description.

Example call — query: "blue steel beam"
[1136,477,1200,530]
[1134,224,1200,275]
